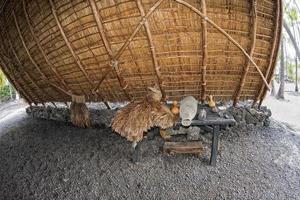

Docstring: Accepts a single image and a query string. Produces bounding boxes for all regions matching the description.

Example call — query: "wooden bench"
[163,141,203,156]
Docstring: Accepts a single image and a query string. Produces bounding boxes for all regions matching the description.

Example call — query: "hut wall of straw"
[0,0,282,105]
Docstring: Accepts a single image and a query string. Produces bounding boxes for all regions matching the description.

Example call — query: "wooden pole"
[88,0,113,56]
[136,0,166,100]
[253,0,281,107]
[200,0,207,103]
[174,0,270,91]
[93,0,165,92]
[89,0,131,101]
[0,20,41,104]
[22,0,70,92]
[12,11,47,79]
[49,0,97,100]
[0,57,33,104]
[233,0,257,106]
[12,11,56,102]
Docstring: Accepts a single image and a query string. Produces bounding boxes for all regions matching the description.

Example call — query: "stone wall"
[26,105,116,128]
[26,104,271,130]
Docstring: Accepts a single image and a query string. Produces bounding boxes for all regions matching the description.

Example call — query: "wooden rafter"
[49,0,95,89]
[253,0,282,107]
[0,20,41,104]
[12,10,56,102]
[22,0,70,92]
[136,0,166,100]
[200,0,207,103]
[1,14,70,103]
[24,72,46,103]
[233,0,257,106]
[12,12,47,79]
[94,0,165,91]
[89,0,131,101]
[0,57,33,104]
[174,0,270,91]
[88,0,113,56]
[0,51,36,104]
[8,41,45,103]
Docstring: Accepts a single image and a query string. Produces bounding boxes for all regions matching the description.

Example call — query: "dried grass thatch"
[0,0,282,107]
[111,87,176,142]
[70,95,91,128]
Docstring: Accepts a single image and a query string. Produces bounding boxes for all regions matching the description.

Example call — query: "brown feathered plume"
[111,87,176,142]
[70,95,91,128]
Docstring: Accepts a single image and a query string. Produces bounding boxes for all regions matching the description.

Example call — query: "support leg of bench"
[131,141,141,163]
[210,125,220,166]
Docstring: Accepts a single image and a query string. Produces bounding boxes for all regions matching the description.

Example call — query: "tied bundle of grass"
[111,87,177,143]
[70,95,91,128]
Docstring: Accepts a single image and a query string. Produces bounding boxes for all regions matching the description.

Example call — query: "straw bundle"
[111,87,176,142]
[0,0,282,107]
[70,95,91,128]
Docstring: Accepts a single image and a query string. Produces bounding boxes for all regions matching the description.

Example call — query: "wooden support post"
[210,125,220,166]
[93,0,165,91]
[136,0,166,100]
[233,0,257,106]
[131,141,141,163]
[200,0,207,103]
[64,102,69,108]
[253,0,282,107]
[51,102,57,108]
[22,0,70,92]
[174,0,270,91]
[104,101,111,109]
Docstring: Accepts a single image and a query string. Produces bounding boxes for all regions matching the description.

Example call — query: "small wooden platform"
[163,142,203,155]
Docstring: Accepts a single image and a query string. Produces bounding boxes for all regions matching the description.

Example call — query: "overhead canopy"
[0,0,282,105]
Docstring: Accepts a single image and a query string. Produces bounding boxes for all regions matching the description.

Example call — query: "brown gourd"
[208,95,216,108]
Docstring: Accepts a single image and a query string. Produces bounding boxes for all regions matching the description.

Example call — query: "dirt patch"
[0,112,300,200]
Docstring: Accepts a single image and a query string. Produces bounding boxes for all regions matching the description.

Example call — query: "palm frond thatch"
[70,95,90,128]
[111,87,176,142]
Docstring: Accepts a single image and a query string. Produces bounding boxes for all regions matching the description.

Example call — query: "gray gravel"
[0,114,300,200]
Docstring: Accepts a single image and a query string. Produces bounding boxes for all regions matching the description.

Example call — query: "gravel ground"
[0,110,300,200]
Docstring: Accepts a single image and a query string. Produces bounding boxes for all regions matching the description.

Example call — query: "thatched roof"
[0,0,282,105]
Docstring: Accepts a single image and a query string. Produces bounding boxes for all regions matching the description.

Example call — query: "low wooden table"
[177,117,236,166]
[132,107,236,166]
